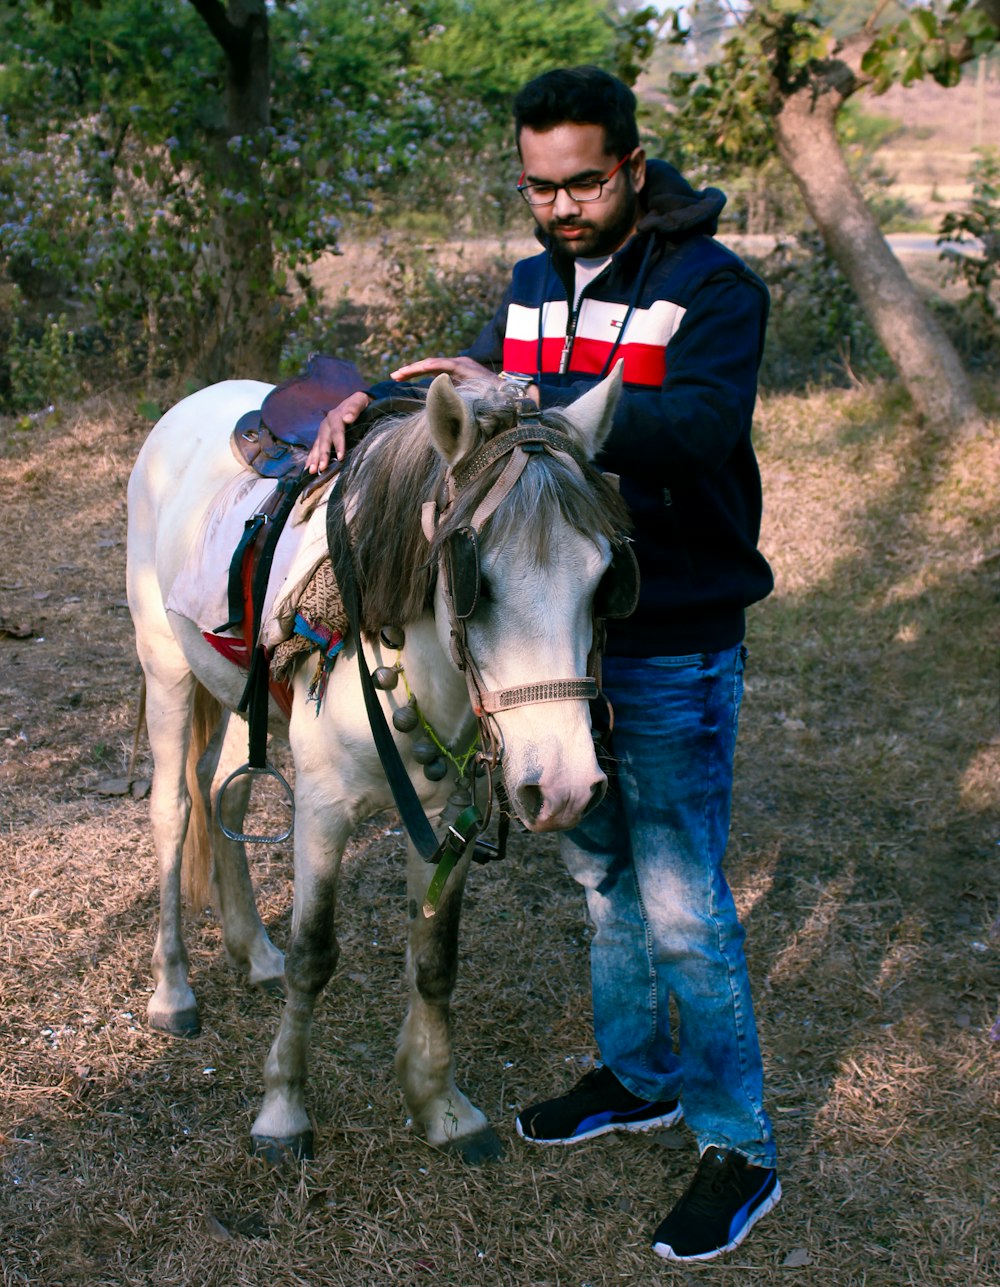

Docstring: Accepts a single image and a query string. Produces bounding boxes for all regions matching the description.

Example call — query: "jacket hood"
[636,159,726,238]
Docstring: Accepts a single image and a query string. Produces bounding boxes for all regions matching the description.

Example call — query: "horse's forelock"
[433,440,631,569]
[342,389,631,633]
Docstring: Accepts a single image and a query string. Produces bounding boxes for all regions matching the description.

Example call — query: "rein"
[327,395,631,915]
[328,483,499,917]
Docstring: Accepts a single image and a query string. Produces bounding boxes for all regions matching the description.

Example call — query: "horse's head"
[423,366,632,832]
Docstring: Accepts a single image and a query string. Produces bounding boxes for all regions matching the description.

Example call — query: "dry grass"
[1,382,998,1286]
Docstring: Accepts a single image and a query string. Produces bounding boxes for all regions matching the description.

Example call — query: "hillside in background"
[871,61,1000,221]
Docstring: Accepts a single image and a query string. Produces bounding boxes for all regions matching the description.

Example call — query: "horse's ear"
[558,361,624,458]
[426,374,478,465]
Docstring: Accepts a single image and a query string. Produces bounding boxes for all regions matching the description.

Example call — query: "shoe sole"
[652,1179,782,1263]
[516,1103,683,1146]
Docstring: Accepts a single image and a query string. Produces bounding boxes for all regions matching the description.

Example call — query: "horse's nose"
[514,774,607,831]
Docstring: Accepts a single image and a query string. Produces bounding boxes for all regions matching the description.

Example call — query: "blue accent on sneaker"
[727,1173,775,1242]
[516,1065,683,1146]
[651,1147,781,1263]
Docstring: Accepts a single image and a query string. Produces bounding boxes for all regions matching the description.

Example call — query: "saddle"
[233,353,370,478]
[217,356,424,754]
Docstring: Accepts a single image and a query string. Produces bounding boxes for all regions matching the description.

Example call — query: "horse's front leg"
[205,710,285,993]
[396,841,503,1162]
[250,792,348,1162]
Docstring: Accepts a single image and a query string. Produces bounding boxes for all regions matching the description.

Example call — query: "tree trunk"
[190,0,282,379]
[774,83,979,429]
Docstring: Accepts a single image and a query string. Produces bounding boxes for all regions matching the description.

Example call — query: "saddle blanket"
[165,469,335,659]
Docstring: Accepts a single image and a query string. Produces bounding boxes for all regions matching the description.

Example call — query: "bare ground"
[0,382,998,1286]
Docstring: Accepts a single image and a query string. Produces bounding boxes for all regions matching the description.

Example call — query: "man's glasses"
[516,152,633,207]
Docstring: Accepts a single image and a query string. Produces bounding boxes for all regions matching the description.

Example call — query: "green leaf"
[138,400,162,421]
[908,10,938,41]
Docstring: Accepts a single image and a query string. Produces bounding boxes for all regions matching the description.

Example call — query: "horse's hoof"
[251,1131,314,1165]
[445,1127,504,1165]
[148,1006,200,1038]
[255,976,286,999]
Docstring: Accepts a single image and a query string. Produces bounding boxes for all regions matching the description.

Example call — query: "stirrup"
[215,762,295,844]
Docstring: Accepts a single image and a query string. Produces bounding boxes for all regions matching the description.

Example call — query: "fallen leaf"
[650,1129,687,1149]
[94,778,132,796]
[203,1212,234,1243]
[0,618,36,640]
[783,1248,812,1268]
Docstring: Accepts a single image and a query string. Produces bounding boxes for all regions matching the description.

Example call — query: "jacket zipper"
[558,302,582,374]
[557,263,611,375]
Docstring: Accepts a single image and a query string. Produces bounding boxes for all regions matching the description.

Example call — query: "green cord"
[398,661,479,776]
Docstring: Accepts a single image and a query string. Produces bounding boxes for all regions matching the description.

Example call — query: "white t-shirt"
[573,256,612,307]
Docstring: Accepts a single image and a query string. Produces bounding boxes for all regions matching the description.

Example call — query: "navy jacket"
[464,160,774,656]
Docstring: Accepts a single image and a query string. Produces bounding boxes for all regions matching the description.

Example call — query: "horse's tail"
[127,676,147,786]
[182,682,223,911]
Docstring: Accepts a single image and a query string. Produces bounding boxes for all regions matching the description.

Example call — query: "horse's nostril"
[515,783,544,822]
[583,777,607,815]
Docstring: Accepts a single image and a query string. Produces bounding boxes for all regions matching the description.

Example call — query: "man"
[307,65,779,1265]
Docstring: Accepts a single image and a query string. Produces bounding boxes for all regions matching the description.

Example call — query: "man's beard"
[549,187,640,259]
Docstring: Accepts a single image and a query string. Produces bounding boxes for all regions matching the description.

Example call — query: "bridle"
[327,393,638,914]
[422,398,638,775]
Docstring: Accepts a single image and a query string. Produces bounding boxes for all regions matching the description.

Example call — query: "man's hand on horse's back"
[307,391,372,474]
[390,356,496,385]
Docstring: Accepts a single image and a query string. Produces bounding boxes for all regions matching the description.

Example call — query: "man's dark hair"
[513,66,639,158]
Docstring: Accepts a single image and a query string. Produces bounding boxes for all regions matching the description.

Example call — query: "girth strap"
[235,472,311,767]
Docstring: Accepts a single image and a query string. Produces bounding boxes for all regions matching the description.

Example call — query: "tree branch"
[186,0,245,61]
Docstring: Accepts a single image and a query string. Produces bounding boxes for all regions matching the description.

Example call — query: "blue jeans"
[560,645,776,1168]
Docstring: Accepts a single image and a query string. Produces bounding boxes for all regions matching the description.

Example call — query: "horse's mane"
[334,383,631,635]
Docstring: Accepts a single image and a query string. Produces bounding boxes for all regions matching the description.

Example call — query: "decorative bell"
[373,665,400,690]
[391,703,420,733]
[423,758,448,782]
[412,739,439,765]
[379,624,405,649]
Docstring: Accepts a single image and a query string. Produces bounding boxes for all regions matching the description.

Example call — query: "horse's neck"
[399,614,474,749]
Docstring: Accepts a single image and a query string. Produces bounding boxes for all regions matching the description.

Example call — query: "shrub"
[359,250,509,375]
[750,235,894,391]
[937,149,1000,363]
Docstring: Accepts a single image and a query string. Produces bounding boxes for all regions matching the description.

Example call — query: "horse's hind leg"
[396,844,503,1163]
[202,711,285,992]
[143,664,204,1036]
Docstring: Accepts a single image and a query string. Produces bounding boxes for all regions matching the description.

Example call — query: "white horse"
[126,367,630,1162]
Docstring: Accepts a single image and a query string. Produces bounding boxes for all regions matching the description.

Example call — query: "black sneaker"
[516,1065,683,1145]
[652,1146,781,1262]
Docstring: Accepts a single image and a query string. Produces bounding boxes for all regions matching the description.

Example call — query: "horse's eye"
[478,576,493,604]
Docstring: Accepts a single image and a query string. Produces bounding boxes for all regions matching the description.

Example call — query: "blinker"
[445,527,480,621]
[595,542,640,620]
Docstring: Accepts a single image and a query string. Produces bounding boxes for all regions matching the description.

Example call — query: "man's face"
[518,122,645,259]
